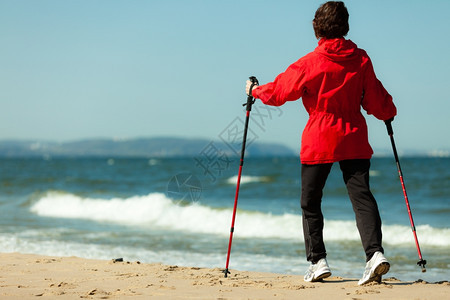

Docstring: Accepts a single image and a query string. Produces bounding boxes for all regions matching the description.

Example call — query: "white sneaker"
[358,251,390,285]
[304,258,332,282]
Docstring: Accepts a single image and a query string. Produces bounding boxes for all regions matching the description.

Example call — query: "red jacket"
[252,38,397,164]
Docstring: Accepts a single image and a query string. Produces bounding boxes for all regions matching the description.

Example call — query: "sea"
[0,155,448,282]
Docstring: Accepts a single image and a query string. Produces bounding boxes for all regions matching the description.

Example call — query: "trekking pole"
[223,76,259,278]
[385,119,427,272]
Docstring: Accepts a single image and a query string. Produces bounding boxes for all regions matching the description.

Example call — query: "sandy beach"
[0,253,447,299]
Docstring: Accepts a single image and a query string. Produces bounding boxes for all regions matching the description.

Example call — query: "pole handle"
[385,118,394,136]
[243,76,259,111]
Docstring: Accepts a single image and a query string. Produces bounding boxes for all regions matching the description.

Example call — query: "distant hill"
[0,137,296,158]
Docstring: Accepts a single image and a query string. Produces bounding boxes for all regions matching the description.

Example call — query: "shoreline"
[0,252,448,299]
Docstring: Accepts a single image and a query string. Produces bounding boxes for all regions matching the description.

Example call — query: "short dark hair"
[313,1,349,39]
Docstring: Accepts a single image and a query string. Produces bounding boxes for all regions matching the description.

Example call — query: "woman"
[246,1,396,285]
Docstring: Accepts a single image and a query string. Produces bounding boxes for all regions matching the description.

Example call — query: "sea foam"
[226,175,270,185]
[30,191,450,246]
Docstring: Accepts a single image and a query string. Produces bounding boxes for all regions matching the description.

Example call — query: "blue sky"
[1,0,449,154]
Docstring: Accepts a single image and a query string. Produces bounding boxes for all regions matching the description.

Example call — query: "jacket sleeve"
[361,57,397,121]
[252,60,306,106]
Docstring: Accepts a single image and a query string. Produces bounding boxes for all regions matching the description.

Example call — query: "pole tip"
[222,268,230,278]
[418,259,427,273]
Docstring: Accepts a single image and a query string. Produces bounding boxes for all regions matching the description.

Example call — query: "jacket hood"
[315,38,358,61]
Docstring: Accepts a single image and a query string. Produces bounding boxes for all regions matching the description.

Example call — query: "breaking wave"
[30,191,449,246]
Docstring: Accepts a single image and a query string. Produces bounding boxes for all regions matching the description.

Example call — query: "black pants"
[301,159,383,263]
